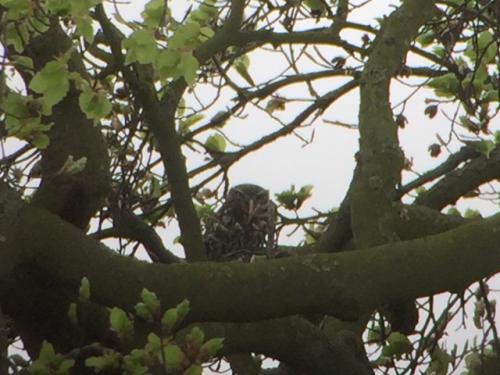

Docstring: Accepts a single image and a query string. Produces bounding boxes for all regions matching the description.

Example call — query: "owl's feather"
[204,184,276,261]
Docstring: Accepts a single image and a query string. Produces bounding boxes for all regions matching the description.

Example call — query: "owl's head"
[227,184,269,203]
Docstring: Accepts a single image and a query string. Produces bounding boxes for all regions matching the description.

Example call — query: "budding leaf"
[161,308,179,331]
[141,288,160,314]
[205,134,226,152]
[199,338,224,361]
[163,345,185,370]
[233,55,254,86]
[109,307,133,337]
[382,332,412,357]
[79,276,90,301]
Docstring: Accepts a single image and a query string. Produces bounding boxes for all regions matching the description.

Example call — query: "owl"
[204,184,276,262]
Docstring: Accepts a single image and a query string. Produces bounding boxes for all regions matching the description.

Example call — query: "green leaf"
[265,97,286,114]
[188,0,218,25]
[426,347,453,375]
[134,302,153,321]
[446,207,461,217]
[298,185,313,200]
[141,288,160,314]
[427,73,459,98]
[482,89,499,103]
[275,184,313,210]
[205,134,226,152]
[180,52,200,86]
[472,140,495,159]
[123,29,158,65]
[57,155,88,176]
[382,332,412,357]
[4,22,29,52]
[179,114,204,134]
[12,55,34,70]
[123,349,148,375]
[464,208,481,219]
[199,338,224,360]
[183,365,203,375]
[494,131,500,145]
[28,341,75,374]
[59,358,76,373]
[459,116,480,133]
[142,0,168,28]
[416,31,435,47]
[156,49,182,80]
[31,133,50,149]
[163,345,185,370]
[1,93,53,148]
[465,351,481,371]
[161,308,179,331]
[79,87,112,120]
[465,31,498,64]
[304,0,325,15]
[79,276,91,301]
[367,326,382,343]
[195,204,215,222]
[45,0,72,15]
[39,341,57,363]
[169,22,201,50]
[109,307,133,337]
[29,60,70,107]
[199,26,215,41]
[68,303,78,325]
[75,15,96,43]
[186,326,205,350]
[145,333,161,354]
[0,0,33,20]
[233,54,254,86]
[176,299,190,321]
[85,352,119,371]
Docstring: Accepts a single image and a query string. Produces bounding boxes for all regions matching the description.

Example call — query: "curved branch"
[199,317,372,375]
[1,182,499,326]
[397,144,480,199]
[92,209,180,264]
[414,145,500,210]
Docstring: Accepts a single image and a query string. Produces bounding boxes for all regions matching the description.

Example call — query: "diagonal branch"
[94,5,206,261]
[414,145,500,210]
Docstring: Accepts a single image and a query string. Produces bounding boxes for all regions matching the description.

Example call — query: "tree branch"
[1,182,499,326]
[95,5,206,262]
[397,144,480,199]
[92,209,180,264]
[414,145,500,210]
[199,317,372,375]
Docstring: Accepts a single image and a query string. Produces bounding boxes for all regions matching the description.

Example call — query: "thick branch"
[414,145,500,210]
[1,183,499,326]
[199,317,372,375]
[22,25,110,230]
[351,0,438,247]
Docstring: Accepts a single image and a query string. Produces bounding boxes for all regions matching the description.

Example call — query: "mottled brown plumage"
[204,184,276,261]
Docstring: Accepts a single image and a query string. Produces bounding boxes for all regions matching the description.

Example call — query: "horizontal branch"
[1,183,499,326]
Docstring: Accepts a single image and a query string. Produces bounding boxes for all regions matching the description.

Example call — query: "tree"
[0,0,499,374]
